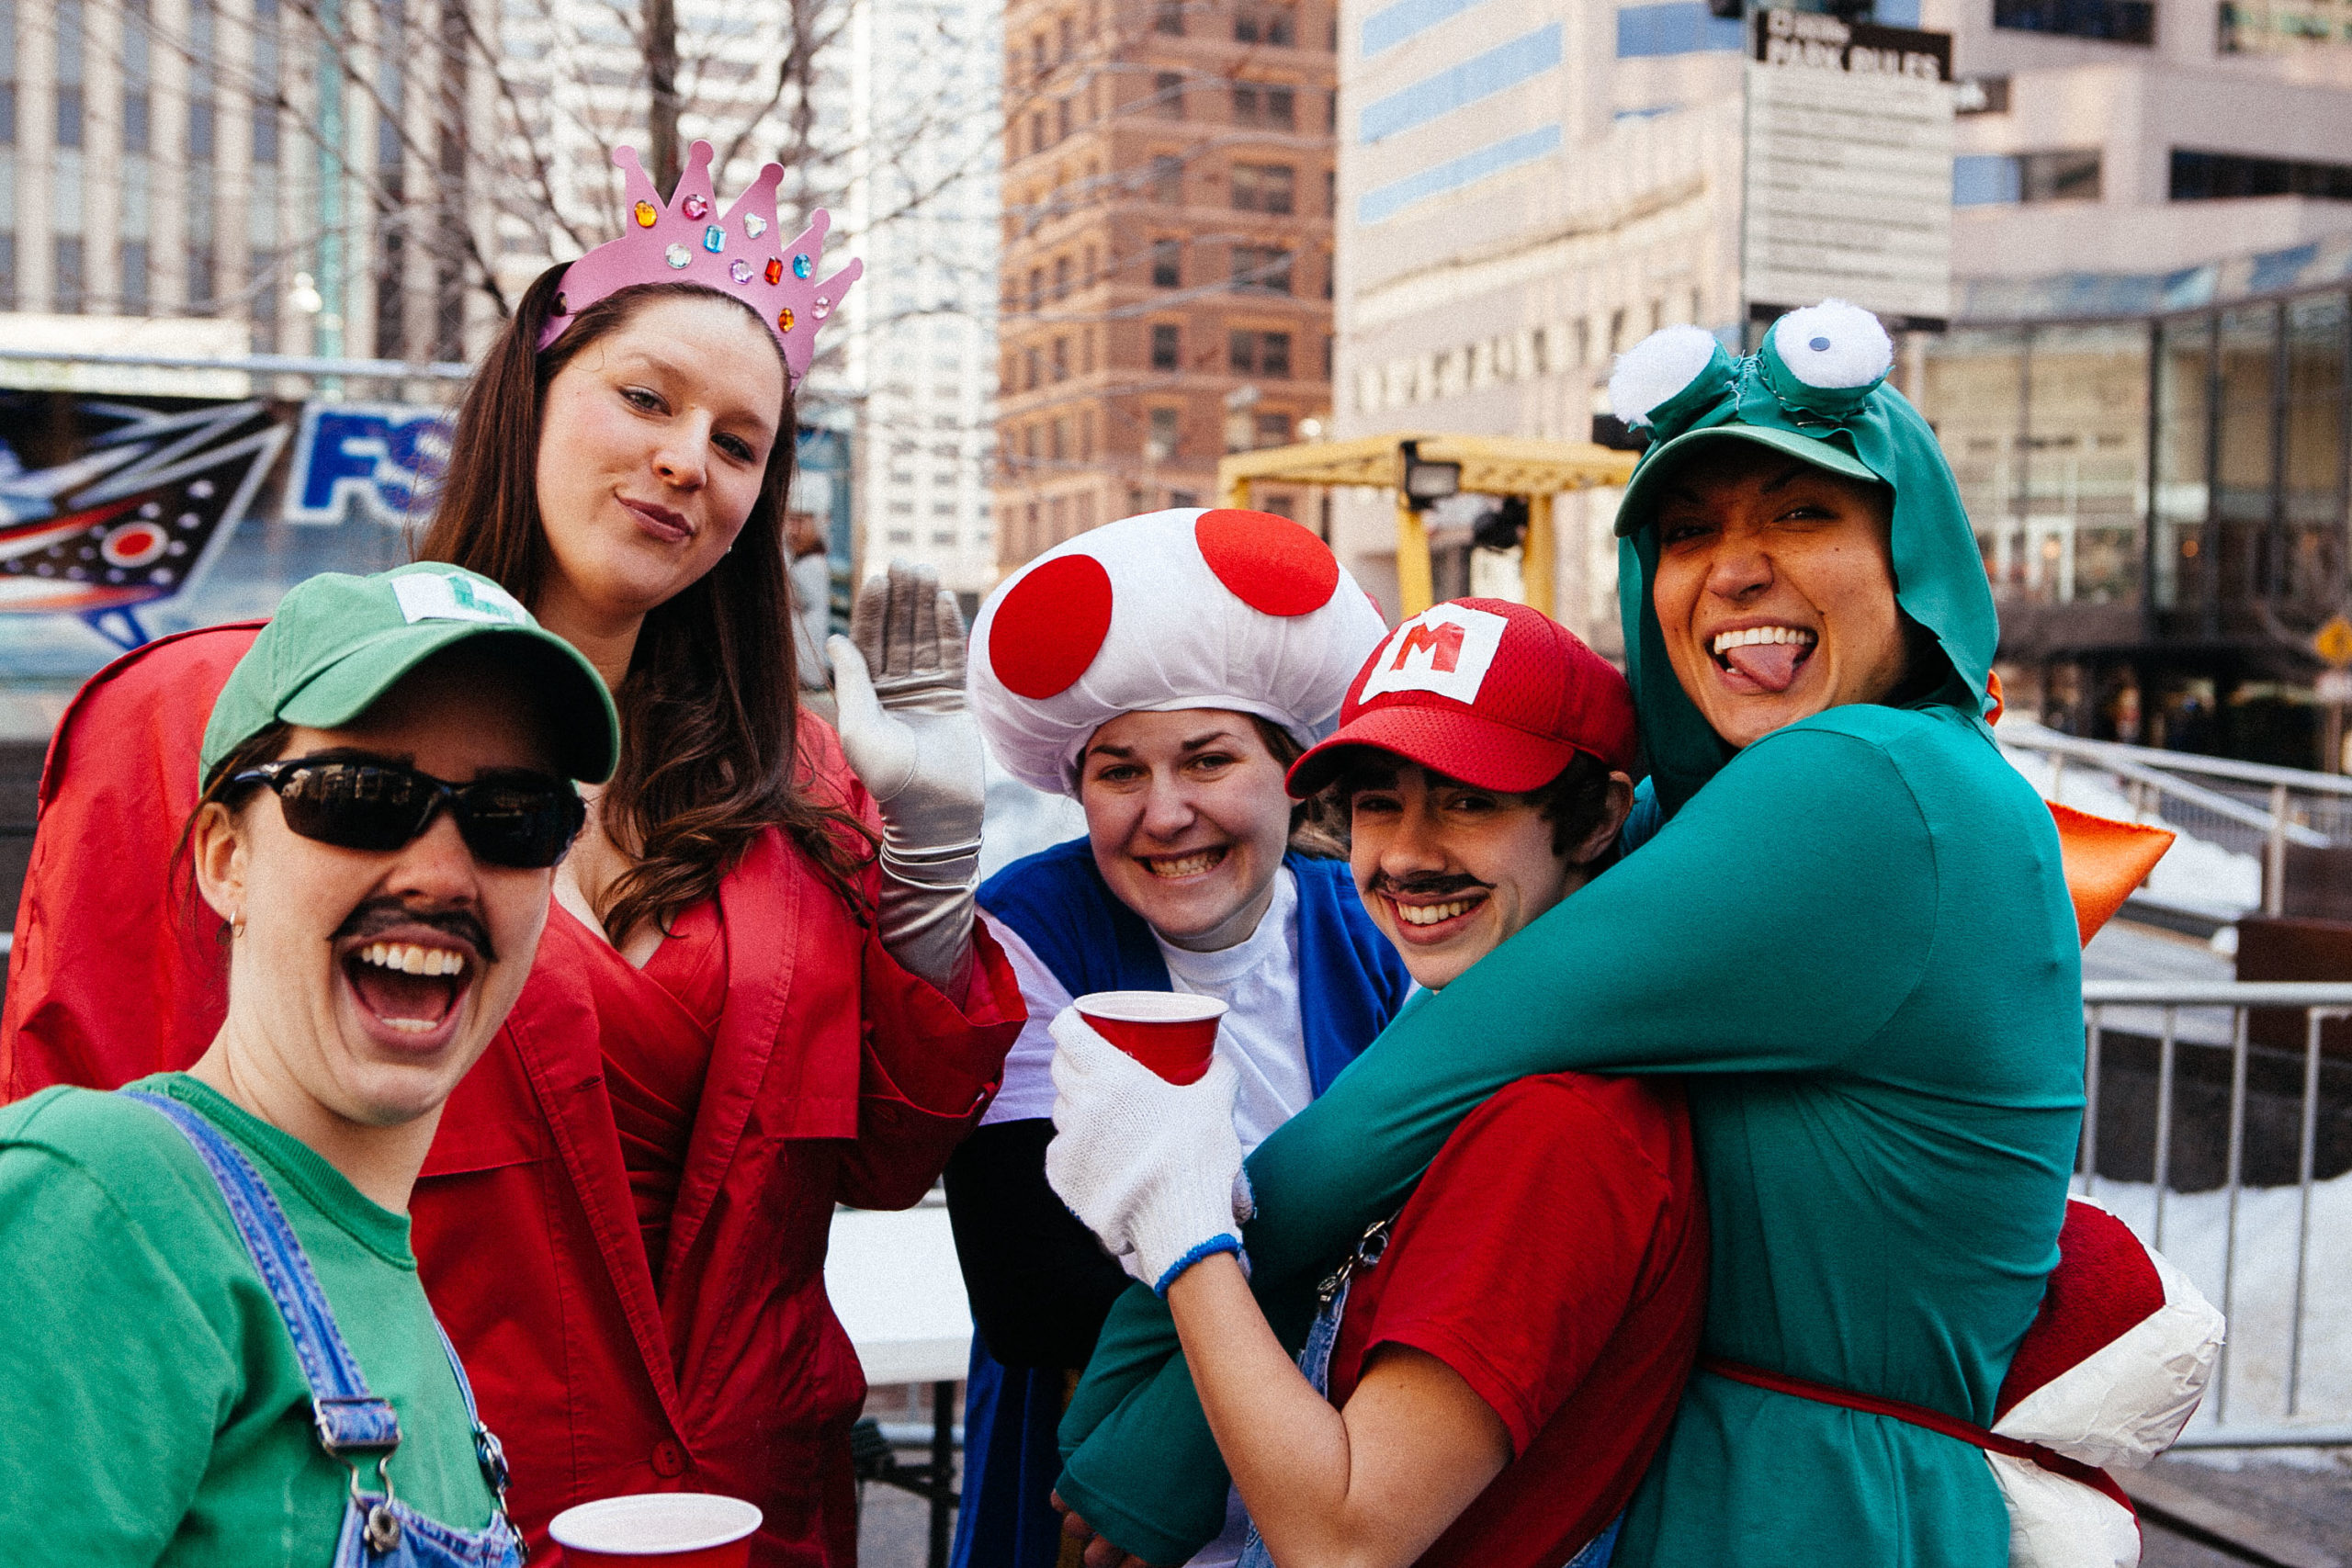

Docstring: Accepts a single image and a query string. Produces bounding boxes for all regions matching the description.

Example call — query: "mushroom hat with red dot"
[969,507,1389,795]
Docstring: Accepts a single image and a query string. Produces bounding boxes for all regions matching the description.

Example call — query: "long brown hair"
[419,266,875,942]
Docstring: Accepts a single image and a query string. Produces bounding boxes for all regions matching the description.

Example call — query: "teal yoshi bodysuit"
[1051,310,2086,1567]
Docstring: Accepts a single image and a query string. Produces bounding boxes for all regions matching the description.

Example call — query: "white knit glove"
[1045,1007,1255,1295]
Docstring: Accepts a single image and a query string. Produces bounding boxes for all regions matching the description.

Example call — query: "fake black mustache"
[332,897,499,965]
[1369,871,1494,900]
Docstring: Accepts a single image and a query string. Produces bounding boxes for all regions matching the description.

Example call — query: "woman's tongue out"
[1722,638,1808,694]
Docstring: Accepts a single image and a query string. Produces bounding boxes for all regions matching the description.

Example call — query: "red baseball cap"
[1285,598,1637,797]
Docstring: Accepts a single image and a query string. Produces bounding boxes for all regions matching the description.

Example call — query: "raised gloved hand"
[1045,1008,1254,1296]
[829,561,985,994]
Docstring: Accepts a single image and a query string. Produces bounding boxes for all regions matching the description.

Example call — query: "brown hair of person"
[417,267,875,942]
[174,720,295,940]
[1245,715,1351,859]
[1321,750,1619,864]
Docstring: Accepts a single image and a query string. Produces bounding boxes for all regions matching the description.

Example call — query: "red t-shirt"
[1326,1071,1707,1568]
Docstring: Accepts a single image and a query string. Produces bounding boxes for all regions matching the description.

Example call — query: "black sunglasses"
[230,755,587,870]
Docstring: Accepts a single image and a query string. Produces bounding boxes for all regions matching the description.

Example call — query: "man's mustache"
[1369,871,1493,899]
[332,897,499,965]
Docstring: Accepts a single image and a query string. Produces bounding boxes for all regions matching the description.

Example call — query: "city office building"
[843,0,1002,592]
[1327,0,2352,657]
[0,0,854,370]
[994,0,1339,573]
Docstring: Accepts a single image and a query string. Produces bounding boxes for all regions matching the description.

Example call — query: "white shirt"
[980,867,1308,1155]
[978,869,1312,1568]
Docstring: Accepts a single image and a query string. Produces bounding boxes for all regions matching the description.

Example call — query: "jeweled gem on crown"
[633,201,657,227]
[745,214,768,237]
[792,254,813,280]
[664,243,691,269]
[764,258,783,286]
[777,308,795,333]
[813,296,831,319]
[683,194,710,220]
[703,225,725,253]
[730,259,754,283]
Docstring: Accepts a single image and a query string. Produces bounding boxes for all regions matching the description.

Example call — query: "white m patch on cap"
[393,571,530,627]
[1359,604,1507,705]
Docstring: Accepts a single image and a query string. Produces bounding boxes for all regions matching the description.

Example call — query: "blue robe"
[950,840,1411,1568]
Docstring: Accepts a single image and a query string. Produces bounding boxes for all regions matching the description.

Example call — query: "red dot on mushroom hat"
[987,553,1115,699]
[1193,509,1340,617]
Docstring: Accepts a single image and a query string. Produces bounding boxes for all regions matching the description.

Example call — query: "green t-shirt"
[0,1074,499,1565]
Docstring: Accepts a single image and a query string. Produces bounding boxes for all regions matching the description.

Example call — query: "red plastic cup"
[548,1494,763,1568]
[1074,991,1228,1085]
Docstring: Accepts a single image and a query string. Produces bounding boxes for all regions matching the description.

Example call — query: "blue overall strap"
[120,1090,403,1460]
[432,1321,514,1509]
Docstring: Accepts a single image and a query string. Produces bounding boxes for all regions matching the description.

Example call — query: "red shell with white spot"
[969,508,1389,795]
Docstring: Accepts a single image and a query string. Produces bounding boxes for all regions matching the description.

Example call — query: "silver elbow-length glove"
[828,561,985,995]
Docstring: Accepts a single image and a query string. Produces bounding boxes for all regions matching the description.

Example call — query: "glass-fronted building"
[1918,236,2352,766]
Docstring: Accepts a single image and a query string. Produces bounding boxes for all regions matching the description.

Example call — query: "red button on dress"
[651,1439,689,1478]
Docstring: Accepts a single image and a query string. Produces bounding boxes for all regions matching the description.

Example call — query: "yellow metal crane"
[1216,434,1638,619]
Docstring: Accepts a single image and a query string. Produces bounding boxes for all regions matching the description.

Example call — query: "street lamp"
[1399,440,1460,511]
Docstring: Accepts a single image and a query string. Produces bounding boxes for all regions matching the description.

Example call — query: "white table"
[826,1197,972,1567]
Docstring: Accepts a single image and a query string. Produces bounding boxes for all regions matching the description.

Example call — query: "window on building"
[1154,72,1183,118]
[0,0,15,148]
[1083,245,1098,285]
[1229,329,1292,377]
[188,244,216,314]
[1151,322,1181,370]
[1057,16,1074,57]
[2170,148,2352,201]
[1152,238,1182,287]
[187,0,217,160]
[1254,412,1291,447]
[1057,97,1072,141]
[1054,255,1071,299]
[1154,0,1184,35]
[1148,406,1181,461]
[1325,167,1336,215]
[0,234,16,310]
[1234,3,1295,44]
[1320,254,1332,300]
[249,248,276,345]
[52,236,84,312]
[1151,153,1183,203]
[1052,336,1069,380]
[1032,33,1047,74]
[1326,88,1337,132]
[252,0,280,163]
[53,0,83,148]
[1232,83,1295,128]
[1028,266,1044,309]
[1230,244,1293,293]
[1991,0,2154,42]
[1051,419,1068,460]
[1953,149,2102,206]
[1231,163,1295,213]
[119,241,148,313]
[1024,345,1042,389]
[1031,110,1046,153]
[120,0,150,152]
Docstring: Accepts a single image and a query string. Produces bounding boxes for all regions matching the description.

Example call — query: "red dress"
[0,624,1025,1567]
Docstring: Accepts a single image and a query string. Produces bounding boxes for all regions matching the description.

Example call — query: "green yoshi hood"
[1606,301,2002,815]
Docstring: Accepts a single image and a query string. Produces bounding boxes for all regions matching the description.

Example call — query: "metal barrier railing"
[2005,722,2352,916]
[2082,980,2352,1447]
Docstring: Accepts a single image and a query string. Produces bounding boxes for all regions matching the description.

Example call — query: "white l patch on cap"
[393,571,530,627]
[1360,604,1507,705]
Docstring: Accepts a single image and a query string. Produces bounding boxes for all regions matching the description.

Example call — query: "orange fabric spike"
[2049,800,2175,946]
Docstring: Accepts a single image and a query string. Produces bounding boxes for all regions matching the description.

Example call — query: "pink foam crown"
[539,139,863,387]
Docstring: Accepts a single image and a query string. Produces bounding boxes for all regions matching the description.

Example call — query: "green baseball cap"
[199,563,620,785]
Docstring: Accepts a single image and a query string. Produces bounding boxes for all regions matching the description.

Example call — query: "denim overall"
[1234,1218,1620,1568]
[124,1091,526,1568]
